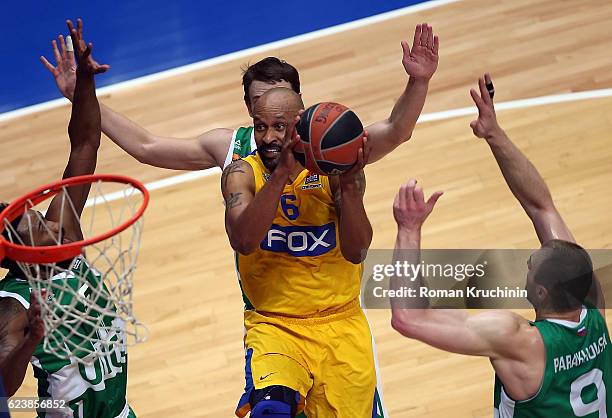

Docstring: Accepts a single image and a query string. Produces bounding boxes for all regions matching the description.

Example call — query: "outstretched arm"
[469,74,574,244]
[366,24,439,163]
[41,32,232,170]
[45,19,107,241]
[0,294,44,396]
[470,74,604,313]
[389,179,526,358]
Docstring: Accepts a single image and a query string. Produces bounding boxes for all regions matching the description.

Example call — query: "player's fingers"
[470,88,485,110]
[356,147,365,168]
[77,18,83,38]
[58,35,67,58]
[470,120,478,132]
[484,73,494,100]
[427,25,434,49]
[96,64,110,74]
[406,179,416,205]
[82,43,92,60]
[52,40,61,63]
[397,183,408,210]
[393,190,401,211]
[28,292,41,314]
[70,27,78,46]
[433,35,439,55]
[412,24,421,48]
[479,77,492,106]
[420,23,428,46]
[401,40,410,57]
[66,35,74,53]
[66,19,76,40]
[40,56,55,72]
[426,191,444,211]
[414,185,425,209]
[361,135,371,165]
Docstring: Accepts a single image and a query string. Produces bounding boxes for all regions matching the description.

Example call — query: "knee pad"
[250,385,298,417]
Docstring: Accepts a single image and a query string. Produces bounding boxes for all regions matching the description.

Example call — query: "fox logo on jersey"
[261,223,336,257]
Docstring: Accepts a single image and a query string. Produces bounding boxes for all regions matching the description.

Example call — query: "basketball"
[294,102,365,175]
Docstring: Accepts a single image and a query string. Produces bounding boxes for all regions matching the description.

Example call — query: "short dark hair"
[242,57,300,103]
[534,239,593,311]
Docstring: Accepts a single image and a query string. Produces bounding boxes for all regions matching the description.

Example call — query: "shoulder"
[0,275,30,309]
[470,310,538,357]
[197,128,234,142]
[0,296,27,322]
[221,159,255,192]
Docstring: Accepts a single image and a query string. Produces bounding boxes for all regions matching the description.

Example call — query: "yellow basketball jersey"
[237,152,362,316]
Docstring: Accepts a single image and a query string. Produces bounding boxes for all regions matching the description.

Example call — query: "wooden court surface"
[3,0,612,416]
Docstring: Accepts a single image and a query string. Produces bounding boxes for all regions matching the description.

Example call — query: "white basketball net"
[1,179,147,363]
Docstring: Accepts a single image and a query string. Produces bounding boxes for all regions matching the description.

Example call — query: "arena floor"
[3,0,612,416]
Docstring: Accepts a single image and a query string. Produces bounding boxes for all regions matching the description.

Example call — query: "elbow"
[387,124,412,146]
[341,244,369,264]
[136,142,152,164]
[391,311,421,339]
[398,131,412,145]
[230,236,258,255]
[344,250,367,264]
[136,142,158,166]
[68,126,102,150]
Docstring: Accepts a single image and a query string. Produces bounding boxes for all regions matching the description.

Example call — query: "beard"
[257,143,282,171]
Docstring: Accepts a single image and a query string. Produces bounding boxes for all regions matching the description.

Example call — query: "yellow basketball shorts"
[235,300,377,418]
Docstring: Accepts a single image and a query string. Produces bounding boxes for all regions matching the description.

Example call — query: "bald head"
[254,87,304,116]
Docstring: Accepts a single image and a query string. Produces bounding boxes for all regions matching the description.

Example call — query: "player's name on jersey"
[554,333,608,373]
[374,286,527,299]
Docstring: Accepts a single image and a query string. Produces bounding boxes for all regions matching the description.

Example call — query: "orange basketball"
[294,102,364,175]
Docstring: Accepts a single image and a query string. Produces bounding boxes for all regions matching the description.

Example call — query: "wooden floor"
[3,0,612,416]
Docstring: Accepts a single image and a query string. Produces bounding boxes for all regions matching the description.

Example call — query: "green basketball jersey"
[494,308,611,417]
[0,256,134,418]
[224,126,255,169]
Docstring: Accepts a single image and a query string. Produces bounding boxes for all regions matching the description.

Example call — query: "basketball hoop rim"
[0,174,149,264]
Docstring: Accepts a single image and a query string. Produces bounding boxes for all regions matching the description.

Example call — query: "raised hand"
[67,19,110,76]
[401,23,439,81]
[40,34,77,100]
[469,73,501,139]
[393,179,443,231]
[276,117,300,174]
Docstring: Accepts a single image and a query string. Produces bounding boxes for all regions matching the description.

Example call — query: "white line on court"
[84,87,612,207]
[0,0,461,123]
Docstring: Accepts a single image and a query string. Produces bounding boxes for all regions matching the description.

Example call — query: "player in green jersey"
[389,74,609,418]
[0,20,136,418]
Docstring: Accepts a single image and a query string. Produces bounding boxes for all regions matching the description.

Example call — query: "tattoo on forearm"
[334,171,367,216]
[221,161,246,190]
[225,192,243,209]
[353,170,367,196]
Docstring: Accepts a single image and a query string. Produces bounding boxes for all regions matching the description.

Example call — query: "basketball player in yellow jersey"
[222,87,375,417]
